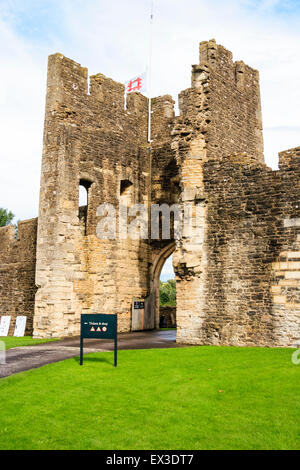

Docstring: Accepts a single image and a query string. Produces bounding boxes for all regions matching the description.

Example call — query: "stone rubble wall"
[171,41,299,347]
[0,219,37,335]
[160,306,176,328]
[33,54,173,338]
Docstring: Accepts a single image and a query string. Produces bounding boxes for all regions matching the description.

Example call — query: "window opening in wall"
[120,180,134,206]
[79,179,92,236]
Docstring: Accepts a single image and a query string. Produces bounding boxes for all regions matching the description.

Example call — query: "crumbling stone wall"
[180,39,264,162]
[33,54,154,338]
[0,219,37,335]
[270,147,300,346]
[1,39,298,347]
[191,151,300,347]
[151,95,179,207]
[170,40,299,347]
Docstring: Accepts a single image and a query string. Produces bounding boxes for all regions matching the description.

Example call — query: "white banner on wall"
[0,316,11,336]
[13,317,27,337]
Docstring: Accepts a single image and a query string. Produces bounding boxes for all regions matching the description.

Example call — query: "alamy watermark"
[95,202,205,241]
[0,341,6,365]
[292,348,300,365]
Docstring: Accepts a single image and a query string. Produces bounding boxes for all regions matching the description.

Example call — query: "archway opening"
[159,255,176,329]
[150,242,176,331]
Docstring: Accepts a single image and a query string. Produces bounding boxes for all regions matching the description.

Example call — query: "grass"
[0,346,299,450]
[0,336,58,350]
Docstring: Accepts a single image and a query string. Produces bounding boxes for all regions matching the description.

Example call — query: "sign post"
[80,314,117,367]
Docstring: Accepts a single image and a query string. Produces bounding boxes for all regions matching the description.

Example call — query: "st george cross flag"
[125,73,147,96]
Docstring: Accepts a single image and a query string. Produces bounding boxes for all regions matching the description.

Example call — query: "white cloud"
[0,0,299,221]
[0,17,47,222]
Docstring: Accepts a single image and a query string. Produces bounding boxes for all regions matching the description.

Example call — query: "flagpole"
[148,0,154,143]
[147,0,154,247]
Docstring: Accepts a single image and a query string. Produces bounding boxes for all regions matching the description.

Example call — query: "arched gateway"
[150,242,176,331]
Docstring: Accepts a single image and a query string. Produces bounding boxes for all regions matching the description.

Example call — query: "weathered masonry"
[0,39,299,347]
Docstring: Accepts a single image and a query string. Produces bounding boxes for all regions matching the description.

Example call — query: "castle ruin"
[0,39,299,347]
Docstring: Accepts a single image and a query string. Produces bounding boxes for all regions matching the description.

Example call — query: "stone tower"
[0,40,298,347]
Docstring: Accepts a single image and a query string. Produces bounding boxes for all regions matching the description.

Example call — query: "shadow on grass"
[73,355,114,366]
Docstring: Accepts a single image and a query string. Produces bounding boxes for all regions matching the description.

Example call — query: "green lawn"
[0,336,58,350]
[0,346,299,450]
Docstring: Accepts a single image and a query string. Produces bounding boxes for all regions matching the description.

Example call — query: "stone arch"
[150,242,176,329]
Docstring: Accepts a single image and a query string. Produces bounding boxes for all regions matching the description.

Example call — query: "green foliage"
[0,208,14,227]
[0,347,299,449]
[160,279,176,307]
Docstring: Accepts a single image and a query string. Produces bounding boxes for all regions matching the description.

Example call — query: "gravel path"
[0,330,182,379]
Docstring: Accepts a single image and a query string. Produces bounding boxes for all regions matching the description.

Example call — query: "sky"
[0,0,299,232]
[160,255,174,282]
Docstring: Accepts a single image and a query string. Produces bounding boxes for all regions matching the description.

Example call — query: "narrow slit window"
[120,180,133,206]
[79,179,92,235]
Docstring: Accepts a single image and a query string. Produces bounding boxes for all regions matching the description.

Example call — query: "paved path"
[0,330,181,379]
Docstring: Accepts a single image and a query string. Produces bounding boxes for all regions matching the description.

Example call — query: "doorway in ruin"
[159,255,176,330]
[150,242,176,331]
[131,243,177,333]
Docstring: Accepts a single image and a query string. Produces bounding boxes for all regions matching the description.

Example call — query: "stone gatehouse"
[0,39,299,347]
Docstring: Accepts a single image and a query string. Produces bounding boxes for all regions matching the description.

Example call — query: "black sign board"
[80,314,117,367]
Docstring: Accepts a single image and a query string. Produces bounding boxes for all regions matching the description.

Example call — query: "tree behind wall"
[160,280,176,307]
[0,208,14,227]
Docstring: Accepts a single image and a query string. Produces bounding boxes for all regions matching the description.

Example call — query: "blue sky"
[244,0,300,14]
[0,0,299,224]
[160,256,174,282]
